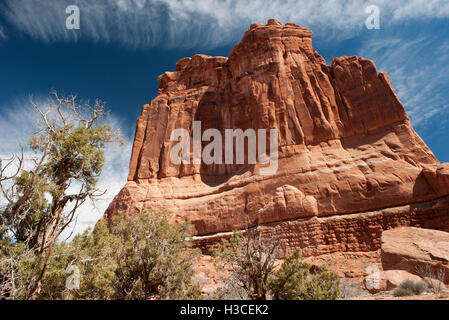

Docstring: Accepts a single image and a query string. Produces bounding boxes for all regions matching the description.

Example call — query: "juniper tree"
[267,249,340,300]
[109,210,202,300]
[0,91,122,299]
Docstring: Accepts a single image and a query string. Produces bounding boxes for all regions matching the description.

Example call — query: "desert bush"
[267,249,340,300]
[213,230,340,301]
[22,209,202,300]
[339,279,367,299]
[213,230,280,300]
[393,280,427,297]
[37,221,119,300]
[109,210,202,300]
[415,264,446,294]
[210,276,250,300]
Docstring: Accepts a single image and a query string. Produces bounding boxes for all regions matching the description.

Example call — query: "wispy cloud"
[0,95,133,240]
[2,0,449,49]
[386,0,449,20]
[358,34,449,135]
[0,24,6,39]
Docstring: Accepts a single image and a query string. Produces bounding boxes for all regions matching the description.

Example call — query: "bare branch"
[29,95,55,135]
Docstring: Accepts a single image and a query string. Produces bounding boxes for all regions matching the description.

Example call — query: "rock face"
[107,20,449,256]
[381,227,449,284]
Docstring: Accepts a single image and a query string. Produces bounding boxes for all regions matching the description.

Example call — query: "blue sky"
[0,0,448,237]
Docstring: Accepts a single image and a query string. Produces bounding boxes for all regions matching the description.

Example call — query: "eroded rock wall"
[106,20,449,255]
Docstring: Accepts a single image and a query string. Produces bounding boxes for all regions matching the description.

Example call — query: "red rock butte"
[106,19,449,256]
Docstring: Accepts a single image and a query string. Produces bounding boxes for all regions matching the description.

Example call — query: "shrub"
[339,279,367,299]
[393,280,427,297]
[267,249,340,300]
[210,277,250,300]
[213,230,279,300]
[36,209,202,300]
[415,264,446,294]
[110,210,202,300]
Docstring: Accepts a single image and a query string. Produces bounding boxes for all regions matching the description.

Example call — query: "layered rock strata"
[106,19,449,256]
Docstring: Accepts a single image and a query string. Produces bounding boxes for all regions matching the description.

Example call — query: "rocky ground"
[192,227,449,300]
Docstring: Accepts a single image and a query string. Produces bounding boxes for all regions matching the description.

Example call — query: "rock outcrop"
[106,20,449,257]
[381,227,449,284]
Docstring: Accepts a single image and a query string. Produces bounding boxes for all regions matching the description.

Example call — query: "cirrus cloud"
[358,34,449,135]
[0,24,6,39]
[1,0,449,48]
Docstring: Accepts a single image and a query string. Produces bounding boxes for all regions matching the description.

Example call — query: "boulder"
[381,227,449,284]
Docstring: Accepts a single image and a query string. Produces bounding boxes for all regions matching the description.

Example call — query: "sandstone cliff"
[106,19,449,256]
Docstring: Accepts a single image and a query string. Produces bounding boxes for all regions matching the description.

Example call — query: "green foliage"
[110,211,202,300]
[0,221,118,300]
[38,221,118,300]
[8,123,119,246]
[69,222,119,300]
[0,239,36,299]
[0,92,122,299]
[393,280,427,297]
[34,124,118,187]
[33,210,202,300]
[213,232,340,301]
[304,265,341,300]
[2,171,50,244]
[3,209,203,300]
[267,249,340,300]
